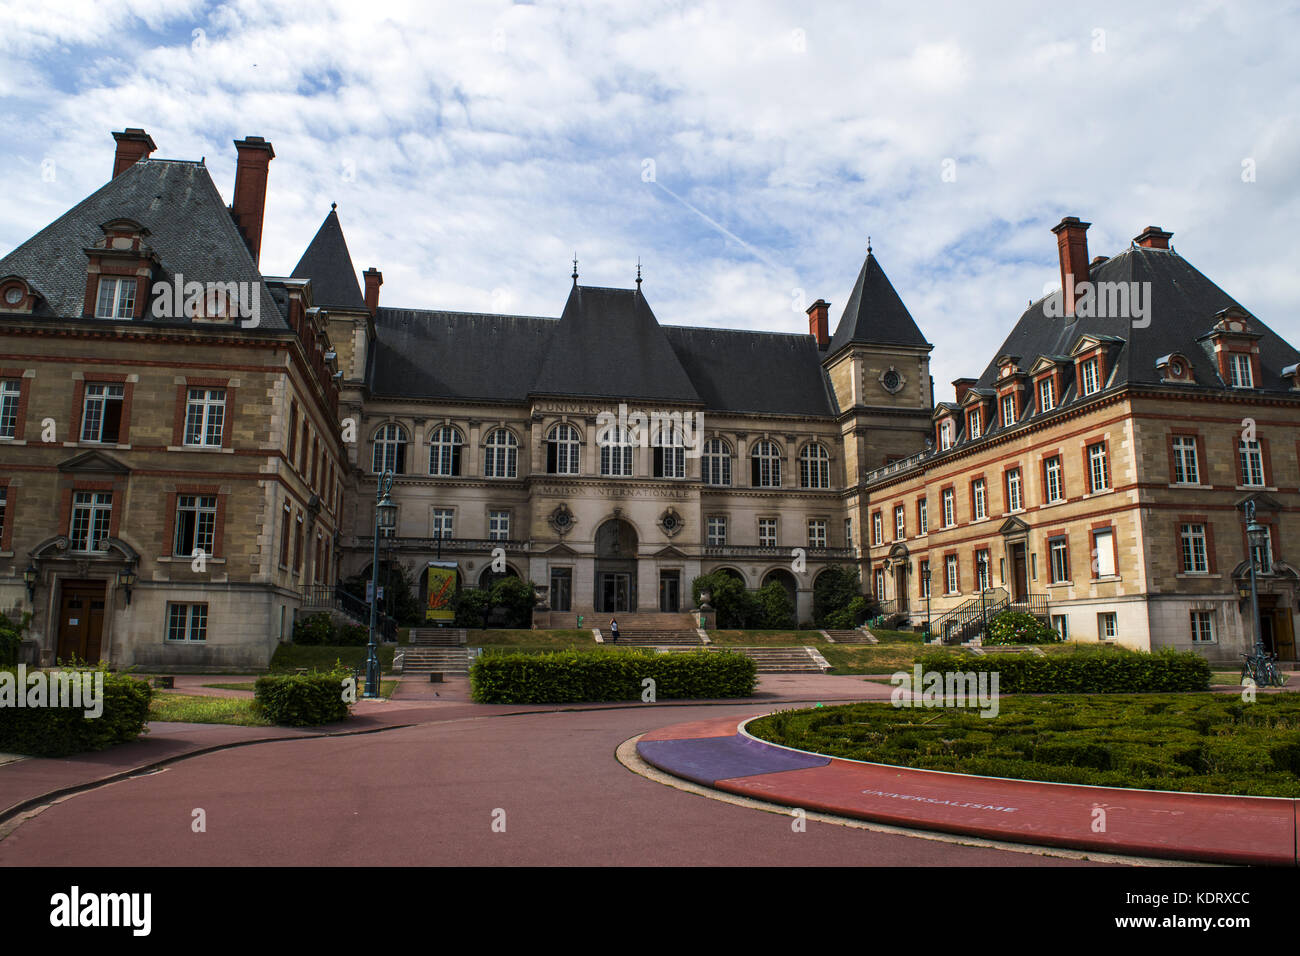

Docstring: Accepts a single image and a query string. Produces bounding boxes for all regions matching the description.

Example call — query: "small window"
[1006,468,1023,512]
[968,408,982,439]
[1080,358,1100,396]
[707,516,727,546]
[1179,523,1209,573]
[1038,377,1055,413]
[0,380,20,439]
[972,479,986,520]
[94,277,136,319]
[871,512,883,546]
[1098,612,1117,641]
[1092,528,1115,577]
[1087,442,1110,492]
[488,510,510,541]
[1171,436,1199,484]
[945,554,959,594]
[1239,440,1265,487]
[942,488,955,527]
[1228,353,1253,388]
[1001,393,1016,427]
[939,420,953,450]
[1051,615,1068,640]
[807,519,827,548]
[81,383,125,443]
[1049,536,1070,583]
[174,495,218,557]
[431,508,454,539]
[758,518,778,548]
[894,506,905,541]
[166,603,208,642]
[70,491,113,552]
[1044,456,1063,503]
[184,388,226,447]
[1190,611,1215,643]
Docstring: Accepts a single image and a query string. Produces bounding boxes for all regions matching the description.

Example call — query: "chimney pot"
[805,298,830,348]
[1134,225,1173,249]
[231,136,276,265]
[363,268,383,317]
[1050,216,1091,317]
[111,128,156,180]
[952,377,977,404]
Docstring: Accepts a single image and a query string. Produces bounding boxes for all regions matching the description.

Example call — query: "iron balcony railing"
[861,447,939,486]
[356,536,530,553]
[702,545,856,559]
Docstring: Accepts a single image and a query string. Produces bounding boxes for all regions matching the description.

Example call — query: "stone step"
[408,628,467,646]
[709,646,831,673]
[824,629,877,644]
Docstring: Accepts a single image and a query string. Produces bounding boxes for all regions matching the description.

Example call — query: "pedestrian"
[610,618,619,643]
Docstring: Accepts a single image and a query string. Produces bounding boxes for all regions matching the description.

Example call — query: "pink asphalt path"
[0,694,1105,866]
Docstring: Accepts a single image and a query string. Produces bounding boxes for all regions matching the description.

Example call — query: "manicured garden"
[748,693,1300,796]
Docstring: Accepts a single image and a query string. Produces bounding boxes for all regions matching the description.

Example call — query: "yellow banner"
[425,566,457,623]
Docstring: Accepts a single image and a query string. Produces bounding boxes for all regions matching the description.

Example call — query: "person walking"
[609,618,619,643]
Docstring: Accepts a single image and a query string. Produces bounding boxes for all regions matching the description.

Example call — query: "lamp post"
[1244,500,1268,656]
[923,568,932,642]
[366,470,397,699]
[23,562,38,604]
[979,552,990,636]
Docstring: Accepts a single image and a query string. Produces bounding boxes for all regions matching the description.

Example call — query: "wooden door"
[56,581,106,663]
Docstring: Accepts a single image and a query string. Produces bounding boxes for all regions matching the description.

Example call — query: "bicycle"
[1240,651,1286,688]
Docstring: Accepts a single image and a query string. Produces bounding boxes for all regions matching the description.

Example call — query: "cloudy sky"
[2,0,1297,395]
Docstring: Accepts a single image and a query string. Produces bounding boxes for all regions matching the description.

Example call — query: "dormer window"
[939,420,953,450]
[1228,353,1254,388]
[968,408,982,439]
[94,277,137,319]
[1038,376,1055,412]
[1080,358,1100,396]
[1000,393,1016,427]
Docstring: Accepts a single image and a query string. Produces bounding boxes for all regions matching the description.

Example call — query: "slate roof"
[0,159,284,328]
[827,250,931,357]
[662,327,836,416]
[291,207,366,310]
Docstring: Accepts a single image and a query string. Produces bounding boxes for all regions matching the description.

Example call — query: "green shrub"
[0,665,152,757]
[452,588,492,628]
[337,623,369,646]
[823,596,871,630]
[692,572,761,628]
[470,648,758,704]
[293,613,337,646]
[984,610,1059,645]
[813,566,865,627]
[915,647,1212,694]
[755,581,796,629]
[0,612,27,666]
[253,667,353,726]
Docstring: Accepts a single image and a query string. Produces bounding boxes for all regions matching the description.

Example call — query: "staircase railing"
[300,584,397,642]
[1007,593,1050,620]
[932,588,1009,645]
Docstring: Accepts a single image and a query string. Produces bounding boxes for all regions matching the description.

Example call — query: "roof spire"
[572,252,578,286]
[636,257,642,290]
[331,201,337,211]
[867,235,872,255]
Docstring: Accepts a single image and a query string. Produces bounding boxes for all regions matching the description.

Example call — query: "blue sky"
[2,0,1298,395]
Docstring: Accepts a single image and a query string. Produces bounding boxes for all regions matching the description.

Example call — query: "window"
[1051,615,1068,640]
[488,510,510,541]
[545,424,579,476]
[919,560,931,598]
[1087,442,1110,492]
[751,440,782,487]
[293,513,304,573]
[939,420,953,450]
[311,436,319,489]
[431,508,454,539]
[1001,393,1016,427]
[1250,525,1273,574]
[1038,377,1055,413]
[1228,353,1253,388]
[1098,612,1117,641]
[945,554,959,594]
[174,495,217,556]
[599,425,633,477]
[917,498,928,535]
[166,603,208,642]
[874,567,885,597]
[703,438,732,486]
[1049,536,1070,583]
[81,383,125,443]
[758,518,778,547]
[94,277,136,319]
[1191,611,1216,644]
[1080,358,1100,396]
[1180,523,1208,573]
[972,479,986,520]
[1092,528,1115,577]
[975,550,991,590]
[808,519,827,548]
[550,568,572,612]
[287,403,298,462]
[894,506,905,541]
[1171,436,1199,484]
[1239,440,1265,487]
[279,503,291,567]
[372,423,407,474]
[707,516,727,546]
[184,388,226,447]
[799,444,830,489]
[1006,468,1023,512]
[968,408,982,439]
[844,517,852,548]
[69,491,113,552]
[942,488,955,527]
[0,487,6,546]
[484,429,519,479]
[871,512,883,546]
[0,380,20,439]
[299,419,309,473]
[429,426,464,476]
[1044,456,1063,503]
[652,422,685,479]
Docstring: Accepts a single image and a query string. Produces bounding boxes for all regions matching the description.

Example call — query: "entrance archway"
[595,518,638,612]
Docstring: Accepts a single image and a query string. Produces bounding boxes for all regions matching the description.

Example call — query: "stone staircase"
[407,628,467,646]
[823,629,878,644]
[399,628,472,675]
[604,612,703,647]
[712,646,830,673]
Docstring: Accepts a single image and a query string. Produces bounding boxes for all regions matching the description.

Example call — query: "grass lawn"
[866,629,925,644]
[749,694,1300,797]
[268,644,397,673]
[820,644,964,674]
[149,693,271,726]
[706,630,823,646]
[469,629,596,647]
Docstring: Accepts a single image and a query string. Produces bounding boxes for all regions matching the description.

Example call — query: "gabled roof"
[0,159,284,328]
[291,207,366,310]
[662,326,835,416]
[530,285,701,404]
[826,249,931,358]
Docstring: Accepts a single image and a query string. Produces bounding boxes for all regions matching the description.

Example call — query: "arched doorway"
[761,568,798,607]
[478,564,519,589]
[595,518,638,612]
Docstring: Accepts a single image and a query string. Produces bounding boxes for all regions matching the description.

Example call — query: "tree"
[691,572,761,629]
[343,561,422,627]
[813,565,868,627]
[755,581,796,629]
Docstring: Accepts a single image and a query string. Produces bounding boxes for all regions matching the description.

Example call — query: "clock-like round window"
[1170,360,1184,376]
[3,286,22,305]
[662,513,678,532]
[879,367,906,394]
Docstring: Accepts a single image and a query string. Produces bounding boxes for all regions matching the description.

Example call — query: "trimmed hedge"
[0,613,25,666]
[0,666,152,757]
[470,648,758,704]
[916,647,1212,694]
[253,668,353,725]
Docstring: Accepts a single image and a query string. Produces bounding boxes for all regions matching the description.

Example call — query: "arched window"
[703,438,732,486]
[600,425,634,477]
[751,440,782,487]
[652,420,685,479]
[799,443,830,489]
[547,423,581,475]
[428,425,463,476]
[372,423,407,474]
[483,428,518,479]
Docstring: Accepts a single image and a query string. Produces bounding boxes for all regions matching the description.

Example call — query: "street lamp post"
[1244,500,1268,657]
[366,470,397,699]
[979,553,990,637]
[923,568,932,643]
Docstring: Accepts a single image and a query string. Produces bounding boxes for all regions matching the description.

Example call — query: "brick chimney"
[952,377,977,404]
[111,128,156,179]
[1134,225,1172,249]
[363,268,383,316]
[1050,216,1091,317]
[806,298,830,348]
[230,136,275,264]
